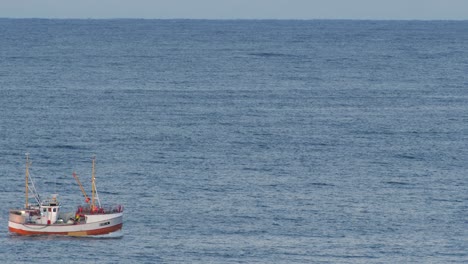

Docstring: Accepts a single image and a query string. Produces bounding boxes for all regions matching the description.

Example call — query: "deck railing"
[76,204,124,215]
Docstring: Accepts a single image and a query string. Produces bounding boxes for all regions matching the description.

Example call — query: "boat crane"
[72,171,90,204]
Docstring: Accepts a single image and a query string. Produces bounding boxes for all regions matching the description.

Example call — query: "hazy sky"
[1,0,468,20]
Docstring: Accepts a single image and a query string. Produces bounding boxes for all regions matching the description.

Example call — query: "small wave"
[309,182,335,187]
[248,52,300,58]
[249,52,285,57]
[98,190,120,195]
[88,230,124,239]
[384,181,410,186]
[430,198,462,203]
[394,154,421,160]
[49,144,89,151]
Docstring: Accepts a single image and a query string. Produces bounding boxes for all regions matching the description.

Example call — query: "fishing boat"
[8,155,123,236]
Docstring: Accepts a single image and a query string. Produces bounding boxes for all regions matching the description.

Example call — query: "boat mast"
[91,156,96,210]
[25,153,30,209]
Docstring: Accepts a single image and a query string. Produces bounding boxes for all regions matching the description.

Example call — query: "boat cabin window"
[43,208,46,212]
[48,208,51,212]
[53,208,57,212]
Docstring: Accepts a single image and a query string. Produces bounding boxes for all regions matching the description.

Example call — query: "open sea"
[0,19,467,263]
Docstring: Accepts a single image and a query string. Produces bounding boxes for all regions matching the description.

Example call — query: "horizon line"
[1,17,467,22]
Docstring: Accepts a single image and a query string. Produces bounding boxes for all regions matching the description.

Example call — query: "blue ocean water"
[0,19,467,263]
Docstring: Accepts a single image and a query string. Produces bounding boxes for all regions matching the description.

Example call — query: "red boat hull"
[9,223,123,236]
